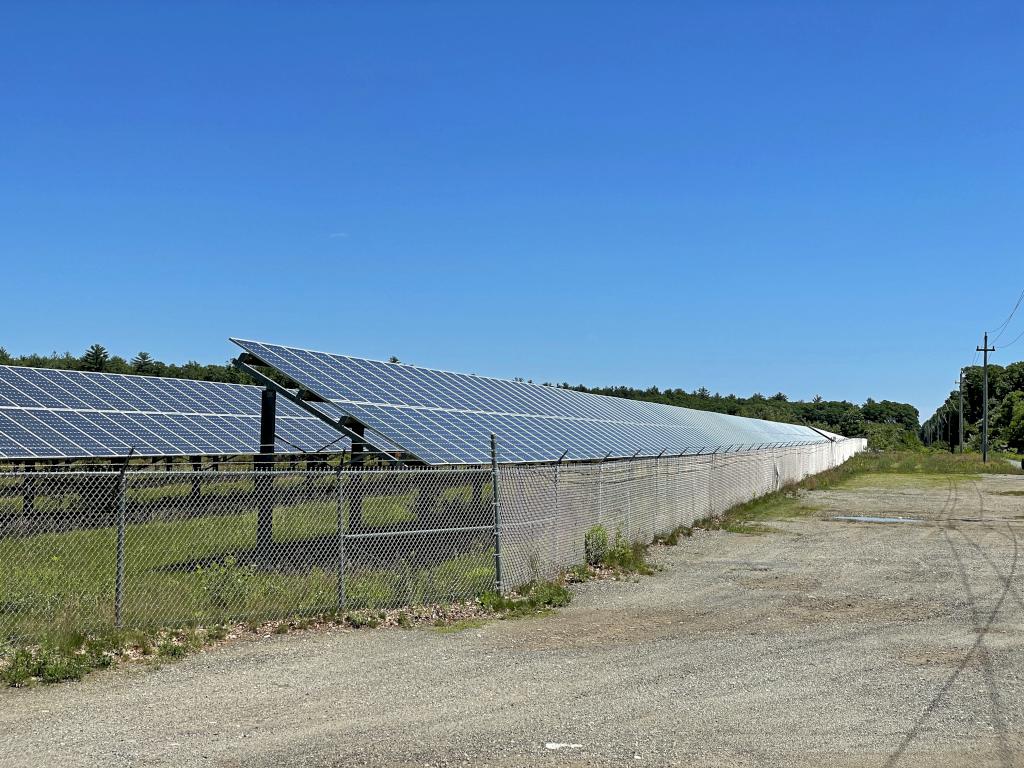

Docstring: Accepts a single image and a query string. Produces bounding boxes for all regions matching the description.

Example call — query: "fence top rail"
[0,439,864,479]
[0,466,493,480]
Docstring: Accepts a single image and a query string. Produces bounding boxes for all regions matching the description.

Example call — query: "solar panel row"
[231,339,832,465]
[0,365,349,460]
[302,399,404,455]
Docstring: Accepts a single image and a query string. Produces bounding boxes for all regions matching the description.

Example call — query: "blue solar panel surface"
[0,365,350,460]
[231,339,833,465]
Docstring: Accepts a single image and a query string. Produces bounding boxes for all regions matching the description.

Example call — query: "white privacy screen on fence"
[0,439,865,644]
[498,439,866,587]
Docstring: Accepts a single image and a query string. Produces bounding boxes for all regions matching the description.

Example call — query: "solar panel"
[231,339,834,465]
[0,365,352,460]
[300,398,403,456]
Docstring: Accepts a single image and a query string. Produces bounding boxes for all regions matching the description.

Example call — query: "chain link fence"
[0,439,865,645]
[499,439,866,586]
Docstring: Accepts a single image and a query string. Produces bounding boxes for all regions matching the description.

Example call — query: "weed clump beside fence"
[0,440,865,655]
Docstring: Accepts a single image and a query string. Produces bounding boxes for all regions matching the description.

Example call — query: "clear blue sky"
[2,1,1022,421]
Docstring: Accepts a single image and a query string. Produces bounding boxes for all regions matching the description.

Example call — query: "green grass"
[0,492,82,518]
[272,501,336,541]
[0,480,495,649]
[715,492,819,525]
[344,551,495,610]
[653,524,695,546]
[156,639,188,658]
[0,624,161,687]
[839,472,972,490]
[583,524,654,574]
[836,450,1024,478]
[0,505,339,641]
[270,491,419,541]
[2,647,92,685]
[360,491,417,527]
[993,450,1024,463]
[126,477,261,505]
[688,450,1024,535]
[479,580,572,618]
[343,610,383,629]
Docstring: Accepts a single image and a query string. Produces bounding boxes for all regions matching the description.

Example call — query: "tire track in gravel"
[680,485,960,660]
[883,476,1017,768]
[955,478,1024,613]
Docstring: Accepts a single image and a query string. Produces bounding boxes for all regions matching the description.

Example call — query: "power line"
[989,287,1024,342]
[999,325,1024,350]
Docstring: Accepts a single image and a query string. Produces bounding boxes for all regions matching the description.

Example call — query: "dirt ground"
[2,471,1024,767]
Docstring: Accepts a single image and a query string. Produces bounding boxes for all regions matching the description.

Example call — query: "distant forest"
[558,384,919,450]
[0,345,251,385]
[0,344,922,449]
[921,361,1024,452]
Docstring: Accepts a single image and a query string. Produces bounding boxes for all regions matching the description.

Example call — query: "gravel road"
[2,472,1024,767]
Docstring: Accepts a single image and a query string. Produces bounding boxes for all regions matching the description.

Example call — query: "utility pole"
[958,371,964,454]
[977,332,996,462]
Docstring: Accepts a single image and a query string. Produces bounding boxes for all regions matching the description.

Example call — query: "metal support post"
[255,388,277,560]
[348,423,366,533]
[189,456,202,509]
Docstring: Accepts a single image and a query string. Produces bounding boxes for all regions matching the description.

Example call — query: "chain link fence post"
[552,453,565,577]
[656,451,664,536]
[490,434,503,594]
[707,452,715,517]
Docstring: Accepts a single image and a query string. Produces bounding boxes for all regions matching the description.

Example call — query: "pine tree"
[132,352,155,374]
[81,344,109,372]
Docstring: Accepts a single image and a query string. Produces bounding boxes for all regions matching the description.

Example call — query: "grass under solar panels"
[0,365,350,460]
[232,338,833,465]
[0,473,493,643]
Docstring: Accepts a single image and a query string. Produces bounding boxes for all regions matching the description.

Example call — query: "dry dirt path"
[2,472,1024,768]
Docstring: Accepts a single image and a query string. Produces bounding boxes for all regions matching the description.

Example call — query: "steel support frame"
[255,387,276,561]
[233,357,408,465]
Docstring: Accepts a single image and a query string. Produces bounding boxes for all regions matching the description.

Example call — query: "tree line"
[553,383,920,450]
[0,344,252,384]
[0,344,922,449]
[921,361,1024,452]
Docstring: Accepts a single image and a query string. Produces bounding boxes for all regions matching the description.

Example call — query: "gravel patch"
[2,473,1023,767]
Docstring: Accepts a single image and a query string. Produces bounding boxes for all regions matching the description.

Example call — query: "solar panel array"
[0,365,350,460]
[301,398,404,456]
[232,339,834,465]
